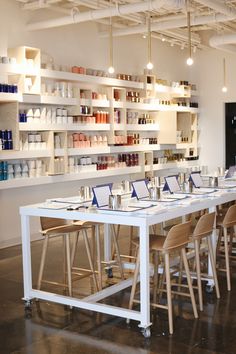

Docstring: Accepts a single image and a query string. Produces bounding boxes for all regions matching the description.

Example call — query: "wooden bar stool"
[37,217,98,296]
[72,222,125,290]
[128,221,198,334]
[216,204,236,291]
[191,212,220,311]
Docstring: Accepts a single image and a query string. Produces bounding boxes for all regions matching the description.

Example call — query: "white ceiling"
[15,0,236,52]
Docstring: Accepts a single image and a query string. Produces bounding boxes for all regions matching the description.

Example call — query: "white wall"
[0,0,213,247]
[190,48,236,173]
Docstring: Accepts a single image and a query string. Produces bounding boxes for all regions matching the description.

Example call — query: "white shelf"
[126,124,160,131]
[113,101,124,109]
[40,69,143,89]
[0,92,22,102]
[20,94,78,105]
[0,150,51,160]
[0,63,40,76]
[145,160,199,172]
[92,99,110,108]
[126,101,198,113]
[0,176,51,190]
[68,166,142,179]
[110,144,161,153]
[54,148,65,156]
[19,123,110,131]
[20,94,41,104]
[0,165,142,190]
[176,143,194,149]
[68,146,110,156]
[40,95,78,106]
[113,123,126,131]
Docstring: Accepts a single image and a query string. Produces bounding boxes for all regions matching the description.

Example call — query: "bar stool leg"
[223,227,231,291]
[165,252,173,334]
[71,231,79,268]
[65,234,72,297]
[63,235,67,292]
[194,239,203,311]
[128,251,140,310]
[111,225,124,280]
[153,251,159,304]
[95,224,103,291]
[207,236,220,298]
[37,234,49,290]
[181,248,198,319]
[129,226,134,260]
[91,225,96,268]
[83,229,99,292]
[111,224,120,260]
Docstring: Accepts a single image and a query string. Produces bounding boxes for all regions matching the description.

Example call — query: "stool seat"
[41,224,84,235]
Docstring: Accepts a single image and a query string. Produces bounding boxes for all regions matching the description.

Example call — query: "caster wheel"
[142,328,151,338]
[24,300,32,309]
[24,310,32,319]
[205,285,214,294]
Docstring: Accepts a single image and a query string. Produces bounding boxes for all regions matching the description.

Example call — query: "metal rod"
[187,11,192,60]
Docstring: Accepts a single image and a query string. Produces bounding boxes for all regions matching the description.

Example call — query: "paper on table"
[135,205,166,215]
[39,202,71,210]
[48,196,84,204]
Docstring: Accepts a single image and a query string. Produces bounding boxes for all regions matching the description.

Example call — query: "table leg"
[207,206,217,288]
[21,214,33,305]
[138,222,151,336]
[104,223,111,262]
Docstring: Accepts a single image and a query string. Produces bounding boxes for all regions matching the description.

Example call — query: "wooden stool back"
[163,221,191,251]
[40,217,67,232]
[223,204,236,228]
[193,212,215,240]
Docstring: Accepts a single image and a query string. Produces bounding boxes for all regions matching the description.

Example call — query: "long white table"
[20,189,236,337]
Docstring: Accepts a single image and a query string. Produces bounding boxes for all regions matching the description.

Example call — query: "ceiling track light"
[146,14,153,70]
[222,58,227,93]
[186,11,193,66]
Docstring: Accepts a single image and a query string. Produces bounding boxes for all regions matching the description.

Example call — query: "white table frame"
[20,191,236,336]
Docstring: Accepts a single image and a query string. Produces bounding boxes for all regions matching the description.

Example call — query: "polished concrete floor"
[1,234,236,354]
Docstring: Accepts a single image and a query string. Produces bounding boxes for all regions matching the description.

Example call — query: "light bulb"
[146,62,153,70]
[222,86,228,93]
[186,57,193,66]
[108,66,115,74]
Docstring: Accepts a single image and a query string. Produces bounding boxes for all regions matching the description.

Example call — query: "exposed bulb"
[108,66,115,74]
[222,86,228,93]
[186,57,193,66]
[146,62,153,70]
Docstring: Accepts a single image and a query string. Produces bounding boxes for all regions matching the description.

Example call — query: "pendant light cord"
[187,11,192,60]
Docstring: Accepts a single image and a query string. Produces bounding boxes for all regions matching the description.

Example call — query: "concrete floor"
[0,233,236,354]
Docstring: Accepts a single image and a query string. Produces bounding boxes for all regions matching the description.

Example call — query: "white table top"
[20,188,236,227]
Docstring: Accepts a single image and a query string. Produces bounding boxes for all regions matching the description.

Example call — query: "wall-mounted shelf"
[126,124,160,131]
[0,150,51,160]
[0,45,199,190]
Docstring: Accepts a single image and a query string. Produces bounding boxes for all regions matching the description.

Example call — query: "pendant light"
[108,4,114,74]
[186,11,193,66]
[146,14,153,70]
[222,58,227,93]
